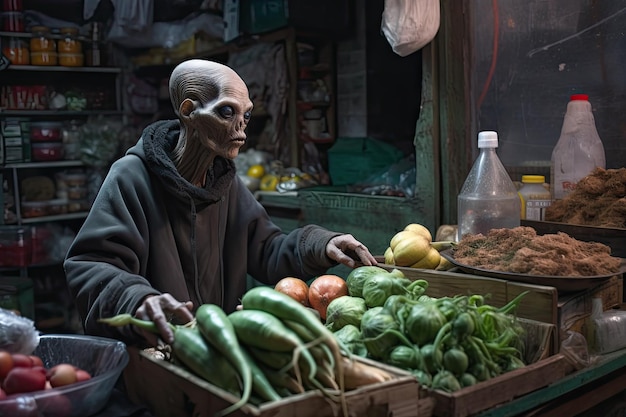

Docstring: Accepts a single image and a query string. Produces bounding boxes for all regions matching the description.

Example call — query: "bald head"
[169,59,249,116]
[168,59,253,164]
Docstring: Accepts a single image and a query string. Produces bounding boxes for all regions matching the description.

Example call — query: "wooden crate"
[378,263,624,347]
[425,354,574,417]
[123,349,420,417]
[422,319,573,417]
[377,263,559,326]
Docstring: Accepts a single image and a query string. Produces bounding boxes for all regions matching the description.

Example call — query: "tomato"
[47,364,77,388]
[28,355,44,368]
[3,366,47,394]
[74,368,92,382]
[274,277,310,306]
[308,274,349,320]
[11,354,33,368]
[0,351,14,380]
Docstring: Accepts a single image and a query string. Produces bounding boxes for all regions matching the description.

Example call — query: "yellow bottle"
[518,175,551,220]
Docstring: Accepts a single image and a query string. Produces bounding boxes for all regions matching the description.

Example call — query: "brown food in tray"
[545,167,626,229]
[453,226,622,277]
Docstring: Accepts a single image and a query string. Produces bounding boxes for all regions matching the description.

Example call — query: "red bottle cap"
[570,94,589,101]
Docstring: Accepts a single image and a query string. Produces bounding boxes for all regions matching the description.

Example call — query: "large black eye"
[244,111,252,121]
[218,105,234,118]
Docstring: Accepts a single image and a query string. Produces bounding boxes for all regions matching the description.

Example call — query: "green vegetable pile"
[327,265,529,392]
[99,287,394,417]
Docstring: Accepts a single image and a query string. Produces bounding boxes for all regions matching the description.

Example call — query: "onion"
[274,277,310,306]
[308,274,349,320]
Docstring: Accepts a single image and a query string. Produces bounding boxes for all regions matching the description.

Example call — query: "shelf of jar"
[0,109,123,116]
[0,30,103,42]
[16,211,89,224]
[2,64,121,73]
[2,160,84,169]
[0,259,63,271]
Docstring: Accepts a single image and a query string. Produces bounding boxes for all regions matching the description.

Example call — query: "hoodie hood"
[127,119,236,204]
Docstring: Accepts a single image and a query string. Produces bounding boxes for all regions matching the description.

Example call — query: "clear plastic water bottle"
[457,131,520,240]
[550,94,606,201]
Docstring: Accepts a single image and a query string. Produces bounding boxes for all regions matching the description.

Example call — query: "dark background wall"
[471,0,626,172]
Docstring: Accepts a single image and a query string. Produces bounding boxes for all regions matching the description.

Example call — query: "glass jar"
[30,26,56,52]
[2,37,29,65]
[62,120,82,160]
[57,27,82,53]
[30,51,57,66]
[59,52,84,67]
[85,22,104,67]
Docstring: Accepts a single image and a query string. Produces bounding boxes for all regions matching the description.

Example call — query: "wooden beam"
[413,41,440,233]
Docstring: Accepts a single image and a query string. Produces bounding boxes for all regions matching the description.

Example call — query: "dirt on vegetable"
[545,167,626,228]
[453,226,622,277]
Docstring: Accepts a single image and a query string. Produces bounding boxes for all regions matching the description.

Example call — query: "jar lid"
[60,27,79,35]
[521,175,545,183]
[31,25,50,33]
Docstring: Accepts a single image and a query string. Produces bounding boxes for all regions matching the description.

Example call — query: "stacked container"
[58,27,84,67]
[30,26,57,66]
[30,121,64,161]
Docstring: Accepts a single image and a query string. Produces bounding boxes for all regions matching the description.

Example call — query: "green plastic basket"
[327,137,403,186]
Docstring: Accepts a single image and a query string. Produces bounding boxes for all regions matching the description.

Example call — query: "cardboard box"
[124,350,420,417]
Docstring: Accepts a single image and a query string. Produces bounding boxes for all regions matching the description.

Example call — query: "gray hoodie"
[64,119,339,345]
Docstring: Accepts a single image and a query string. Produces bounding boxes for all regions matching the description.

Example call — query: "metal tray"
[440,249,626,292]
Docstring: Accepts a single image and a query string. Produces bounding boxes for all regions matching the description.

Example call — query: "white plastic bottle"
[550,94,606,201]
[457,131,520,240]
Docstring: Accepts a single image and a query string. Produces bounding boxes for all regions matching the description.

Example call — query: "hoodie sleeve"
[230,178,341,285]
[64,157,161,345]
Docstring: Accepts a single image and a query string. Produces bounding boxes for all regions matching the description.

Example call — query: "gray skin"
[134,60,377,344]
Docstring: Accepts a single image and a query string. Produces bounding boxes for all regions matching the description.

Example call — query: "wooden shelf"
[2,64,121,73]
[0,110,123,116]
[2,160,84,169]
[20,212,88,224]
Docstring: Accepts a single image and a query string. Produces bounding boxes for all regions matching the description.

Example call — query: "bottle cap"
[521,175,545,183]
[570,94,589,101]
[477,131,498,148]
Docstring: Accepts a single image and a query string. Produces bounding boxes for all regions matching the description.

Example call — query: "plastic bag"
[381,0,441,57]
[0,308,39,354]
[348,154,416,197]
[559,330,592,371]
